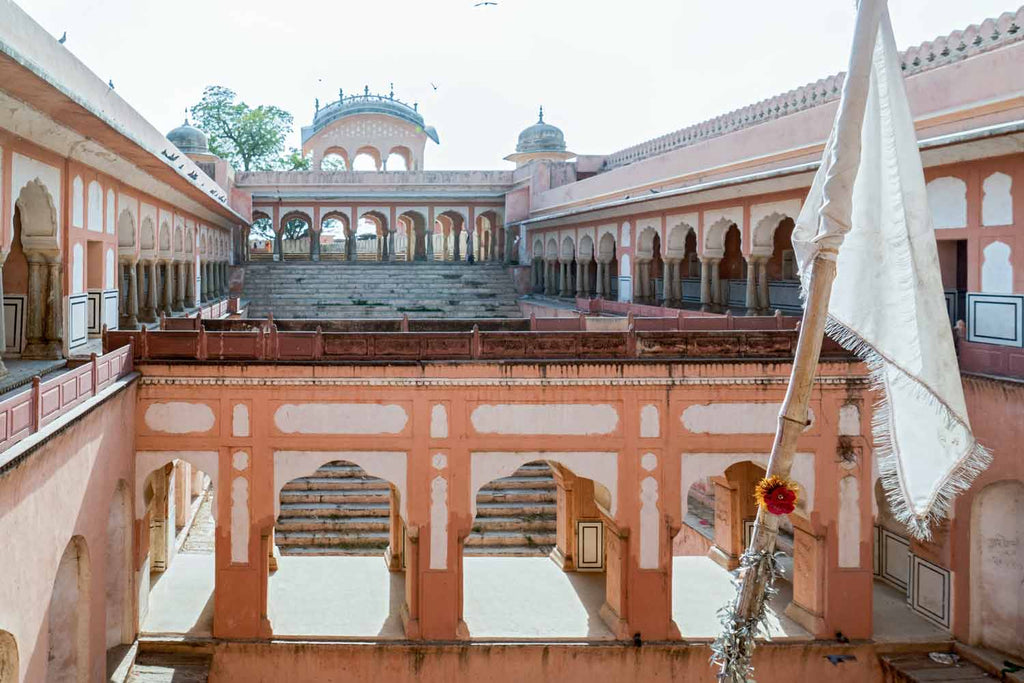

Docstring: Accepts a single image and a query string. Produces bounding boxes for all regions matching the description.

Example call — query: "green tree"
[190,86,293,171]
[278,147,311,171]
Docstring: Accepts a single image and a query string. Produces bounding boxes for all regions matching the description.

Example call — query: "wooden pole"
[719,249,837,675]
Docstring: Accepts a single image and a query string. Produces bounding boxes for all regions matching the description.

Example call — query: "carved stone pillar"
[757,259,770,311]
[185,262,195,307]
[576,260,586,298]
[466,231,475,264]
[162,261,174,314]
[126,261,140,329]
[173,263,185,311]
[603,260,612,297]
[710,258,721,308]
[45,259,63,356]
[745,257,758,314]
[388,230,396,262]
[199,261,208,302]
[699,258,711,310]
[452,231,461,261]
[504,228,514,265]
[22,258,47,357]
[273,230,282,262]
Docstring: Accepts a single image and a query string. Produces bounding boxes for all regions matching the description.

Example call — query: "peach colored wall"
[134,358,874,641]
[0,381,137,683]
[206,639,892,683]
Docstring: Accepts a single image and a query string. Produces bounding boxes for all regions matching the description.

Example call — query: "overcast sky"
[17,0,1019,169]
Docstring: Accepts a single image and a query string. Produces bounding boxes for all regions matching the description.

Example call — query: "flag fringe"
[822,315,991,541]
[710,548,782,682]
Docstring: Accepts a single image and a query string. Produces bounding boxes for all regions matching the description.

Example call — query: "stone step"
[464,545,552,557]
[278,501,390,517]
[475,501,557,517]
[276,530,389,547]
[275,516,390,532]
[282,477,391,492]
[482,476,557,491]
[464,531,557,547]
[476,488,556,504]
[127,653,210,683]
[279,490,391,504]
[471,516,556,532]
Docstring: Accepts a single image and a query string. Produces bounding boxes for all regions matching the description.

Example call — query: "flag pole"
[711,251,837,682]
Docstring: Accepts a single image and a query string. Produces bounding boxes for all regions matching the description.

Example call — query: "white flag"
[791,0,990,540]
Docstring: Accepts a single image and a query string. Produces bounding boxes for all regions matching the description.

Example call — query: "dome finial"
[364,85,370,96]
[389,82,394,99]
[538,105,544,123]
[183,107,189,126]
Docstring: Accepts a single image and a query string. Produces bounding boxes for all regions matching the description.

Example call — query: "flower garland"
[754,476,799,516]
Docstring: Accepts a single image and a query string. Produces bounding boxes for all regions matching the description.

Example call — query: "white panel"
[68,293,88,347]
[72,175,84,227]
[145,402,216,434]
[230,476,250,564]
[430,476,448,569]
[470,403,618,435]
[87,180,103,232]
[639,476,660,569]
[881,529,910,591]
[106,189,116,234]
[981,172,1013,227]
[967,293,1023,347]
[927,177,967,229]
[232,404,250,437]
[576,521,604,570]
[430,404,448,438]
[839,404,861,436]
[105,248,115,289]
[682,403,814,434]
[640,404,660,438]
[274,403,408,434]
[72,243,84,293]
[3,295,25,354]
[102,290,119,332]
[911,556,950,628]
[838,476,861,568]
[981,241,1013,294]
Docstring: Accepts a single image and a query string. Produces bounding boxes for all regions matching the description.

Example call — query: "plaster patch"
[105,248,115,289]
[274,403,408,434]
[470,404,618,436]
[432,453,448,470]
[639,477,660,569]
[839,404,861,436]
[106,189,115,234]
[927,176,967,229]
[641,452,658,472]
[430,404,448,439]
[620,222,631,247]
[430,476,449,570]
[135,451,219,520]
[640,404,660,438]
[680,452,815,519]
[981,241,1013,294]
[232,403,250,437]
[72,243,84,294]
[72,176,84,227]
[273,451,407,519]
[837,476,860,568]
[87,180,103,232]
[471,451,618,518]
[233,451,249,471]
[144,402,215,434]
[681,402,814,434]
[231,477,250,564]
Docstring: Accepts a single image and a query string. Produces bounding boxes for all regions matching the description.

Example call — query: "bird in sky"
[58,31,66,44]
[430,82,438,91]
[108,79,114,89]
[474,1,498,5]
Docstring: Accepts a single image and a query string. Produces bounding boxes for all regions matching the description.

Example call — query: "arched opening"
[351,147,382,172]
[385,147,410,171]
[764,216,799,312]
[671,460,804,638]
[399,211,428,261]
[0,630,17,683]
[10,180,61,359]
[719,224,744,309]
[635,227,660,303]
[531,238,544,292]
[597,232,617,299]
[320,212,351,261]
[269,458,404,637]
[436,211,466,262]
[543,238,559,295]
[970,480,1024,657]
[249,213,274,260]
[105,481,133,654]
[578,235,595,298]
[462,459,614,639]
[139,459,215,636]
[280,212,314,261]
[356,212,388,261]
[47,536,89,683]
[320,148,349,171]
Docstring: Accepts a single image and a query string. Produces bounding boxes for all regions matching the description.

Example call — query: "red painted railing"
[0,345,134,456]
[104,319,850,364]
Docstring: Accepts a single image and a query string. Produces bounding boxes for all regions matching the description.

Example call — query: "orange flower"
[754,476,798,515]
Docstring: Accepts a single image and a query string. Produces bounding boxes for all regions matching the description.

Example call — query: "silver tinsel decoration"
[709,548,782,683]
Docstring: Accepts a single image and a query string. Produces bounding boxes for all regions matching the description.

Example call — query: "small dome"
[167,120,209,155]
[516,107,566,153]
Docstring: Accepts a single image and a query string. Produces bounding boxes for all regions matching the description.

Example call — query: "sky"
[16,0,1020,170]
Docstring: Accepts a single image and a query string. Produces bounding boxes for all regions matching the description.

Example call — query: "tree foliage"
[190,86,294,171]
[278,148,311,171]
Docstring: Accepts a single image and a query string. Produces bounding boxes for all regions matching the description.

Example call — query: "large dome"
[516,107,566,153]
[167,120,209,155]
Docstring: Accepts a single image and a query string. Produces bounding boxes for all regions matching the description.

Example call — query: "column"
[699,257,711,311]
[45,260,62,356]
[311,232,321,261]
[671,259,682,302]
[453,230,461,261]
[757,259,770,311]
[745,257,757,314]
[388,230,396,262]
[200,262,208,302]
[544,261,553,295]
[710,258,721,308]
[576,261,585,297]
[127,261,139,328]
[466,231,474,264]
[22,259,45,356]
[185,262,195,307]
[173,263,185,312]
[603,260,612,297]
[273,230,282,262]
[504,228,514,265]
[163,261,174,314]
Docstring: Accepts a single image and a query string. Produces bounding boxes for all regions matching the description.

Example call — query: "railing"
[103,316,850,363]
[0,345,134,456]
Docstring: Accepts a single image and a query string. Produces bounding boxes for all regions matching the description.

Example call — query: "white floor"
[672,555,810,640]
[872,579,949,641]
[269,556,405,638]
[462,557,613,639]
[142,553,215,635]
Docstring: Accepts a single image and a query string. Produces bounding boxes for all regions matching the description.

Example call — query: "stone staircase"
[275,462,556,557]
[127,652,210,682]
[241,261,523,319]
